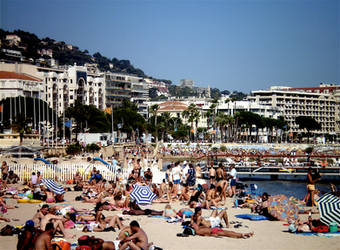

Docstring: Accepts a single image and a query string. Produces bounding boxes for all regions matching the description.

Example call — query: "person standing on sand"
[1,161,9,188]
[229,164,237,197]
[304,168,321,206]
[119,220,149,250]
[34,222,54,250]
[209,166,216,186]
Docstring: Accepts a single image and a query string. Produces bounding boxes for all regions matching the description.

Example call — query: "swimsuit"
[211,227,223,235]
[46,198,55,203]
[209,217,221,228]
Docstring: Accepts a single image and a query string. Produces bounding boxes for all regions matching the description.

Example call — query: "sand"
[1,191,339,250]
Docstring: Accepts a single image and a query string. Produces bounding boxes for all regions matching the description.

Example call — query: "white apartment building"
[249,84,340,134]
[0,71,44,100]
[129,76,149,118]
[0,63,105,116]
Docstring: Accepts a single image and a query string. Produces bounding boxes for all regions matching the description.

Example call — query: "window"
[70,95,73,100]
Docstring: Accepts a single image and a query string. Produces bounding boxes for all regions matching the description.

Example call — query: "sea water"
[161,161,339,199]
[243,180,340,200]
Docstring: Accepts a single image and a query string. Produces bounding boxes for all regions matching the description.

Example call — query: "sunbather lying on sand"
[191,223,254,239]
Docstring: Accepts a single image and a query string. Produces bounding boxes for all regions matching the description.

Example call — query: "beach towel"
[151,216,171,219]
[235,214,270,221]
[167,218,182,223]
[297,232,340,237]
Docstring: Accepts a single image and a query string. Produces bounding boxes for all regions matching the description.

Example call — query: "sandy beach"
[1,191,339,250]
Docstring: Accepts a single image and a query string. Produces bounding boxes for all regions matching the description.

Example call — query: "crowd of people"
[1,143,339,250]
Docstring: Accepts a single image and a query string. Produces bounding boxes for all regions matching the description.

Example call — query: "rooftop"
[158,101,188,111]
[0,71,42,82]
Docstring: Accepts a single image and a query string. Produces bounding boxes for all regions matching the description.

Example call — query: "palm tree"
[226,115,235,142]
[149,104,160,142]
[182,103,200,141]
[215,112,229,142]
[160,112,171,142]
[208,103,217,142]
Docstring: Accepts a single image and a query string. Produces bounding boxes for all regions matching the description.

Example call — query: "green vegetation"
[0,29,172,82]
[65,101,111,139]
[111,100,146,141]
[66,142,83,155]
[295,116,321,143]
[85,143,101,153]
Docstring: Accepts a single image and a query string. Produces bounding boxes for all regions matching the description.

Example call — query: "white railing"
[9,164,165,184]
[9,164,120,183]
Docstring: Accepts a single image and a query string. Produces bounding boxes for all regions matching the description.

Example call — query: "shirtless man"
[119,220,149,250]
[40,207,74,238]
[1,161,9,188]
[209,166,216,186]
[17,220,41,250]
[32,205,49,228]
[216,163,224,183]
[34,222,54,250]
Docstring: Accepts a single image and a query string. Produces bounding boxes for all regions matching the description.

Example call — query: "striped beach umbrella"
[318,193,340,227]
[130,185,156,205]
[41,178,65,195]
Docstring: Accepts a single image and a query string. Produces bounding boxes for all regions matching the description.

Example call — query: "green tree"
[65,101,111,140]
[182,104,200,141]
[295,116,321,143]
[149,104,160,143]
[215,112,229,142]
[111,100,146,142]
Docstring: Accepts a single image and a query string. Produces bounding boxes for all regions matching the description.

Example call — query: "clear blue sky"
[1,0,339,92]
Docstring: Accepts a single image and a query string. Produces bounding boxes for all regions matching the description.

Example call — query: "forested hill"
[0,29,172,84]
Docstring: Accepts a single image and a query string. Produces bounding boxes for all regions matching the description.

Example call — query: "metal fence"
[8,164,119,183]
[8,164,164,184]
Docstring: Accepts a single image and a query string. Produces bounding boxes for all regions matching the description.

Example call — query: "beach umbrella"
[41,178,65,195]
[130,185,156,205]
[318,193,340,227]
[267,194,299,222]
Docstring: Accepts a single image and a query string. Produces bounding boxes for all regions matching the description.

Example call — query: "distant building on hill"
[5,34,21,47]
[180,79,194,88]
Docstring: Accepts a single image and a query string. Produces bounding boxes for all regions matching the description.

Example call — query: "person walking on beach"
[229,164,237,197]
[172,162,181,188]
[304,168,321,206]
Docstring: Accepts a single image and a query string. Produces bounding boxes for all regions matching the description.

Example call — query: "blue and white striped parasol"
[129,185,156,205]
[318,193,340,227]
[41,178,65,195]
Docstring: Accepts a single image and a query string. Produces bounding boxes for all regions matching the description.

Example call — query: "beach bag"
[52,239,71,250]
[311,226,329,233]
[183,226,195,236]
[0,225,16,236]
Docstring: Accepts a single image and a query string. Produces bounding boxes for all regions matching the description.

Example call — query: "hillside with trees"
[0,29,170,82]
